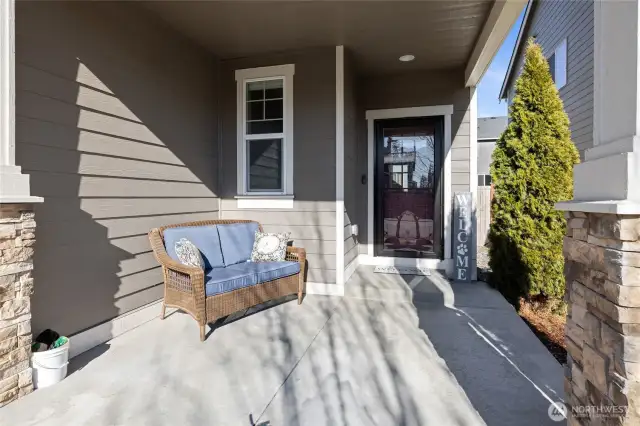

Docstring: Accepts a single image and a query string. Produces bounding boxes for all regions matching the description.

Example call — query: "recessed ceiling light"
[399,55,415,62]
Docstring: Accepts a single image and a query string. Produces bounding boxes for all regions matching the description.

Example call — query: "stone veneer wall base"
[0,204,36,407]
[564,210,640,424]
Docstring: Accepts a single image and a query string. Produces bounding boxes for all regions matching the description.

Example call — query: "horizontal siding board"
[344,235,356,254]
[564,100,593,119]
[506,0,594,154]
[115,269,163,299]
[568,42,595,69]
[18,144,203,182]
[222,210,335,227]
[17,91,164,145]
[453,122,470,138]
[569,107,594,124]
[344,244,358,266]
[567,39,594,66]
[565,100,593,119]
[344,211,352,226]
[33,246,158,282]
[88,198,218,219]
[570,115,593,132]
[109,234,155,255]
[538,0,591,46]
[566,66,594,92]
[563,88,594,109]
[452,173,470,186]
[572,126,593,139]
[452,134,470,147]
[305,254,336,270]
[453,109,470,123]
[17,64,142,122]
[554,68,592,96]
[16,117,207,166]
[572,133,593,146]
[544,9,591,51]
[297,240,337,255]
[451,160,469,173]
[25,172,216,198]
[32,197,218,223]
[562,86,593,107]
[306,268,336,284]
[344,223,353,241]
[451,147,469,161]
[259,224,336,241]
[15,37,114,94]
[93,212,222,239]
[114,285,165,315]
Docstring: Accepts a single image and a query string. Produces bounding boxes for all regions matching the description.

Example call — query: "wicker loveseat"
[149,220,306,341]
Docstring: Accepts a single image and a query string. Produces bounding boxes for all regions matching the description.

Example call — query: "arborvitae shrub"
[488,40,579,303]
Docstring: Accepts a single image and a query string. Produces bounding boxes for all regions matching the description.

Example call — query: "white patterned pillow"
[250,232,290,262]
[174,238,204,269]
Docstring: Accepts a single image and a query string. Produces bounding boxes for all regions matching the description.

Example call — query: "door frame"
[365,105,453,267]
[373,116,444,259]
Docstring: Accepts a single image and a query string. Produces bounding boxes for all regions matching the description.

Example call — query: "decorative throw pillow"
[174,238,204,269]
[250,232,290,262]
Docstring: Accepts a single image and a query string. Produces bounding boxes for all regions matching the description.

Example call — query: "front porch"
[0,267,562,426]
[0,0,530,412]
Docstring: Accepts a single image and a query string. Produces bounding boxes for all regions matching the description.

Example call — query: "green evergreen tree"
[489,40,579,303]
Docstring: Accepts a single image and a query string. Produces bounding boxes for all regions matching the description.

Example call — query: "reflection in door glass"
[382,126,436,256]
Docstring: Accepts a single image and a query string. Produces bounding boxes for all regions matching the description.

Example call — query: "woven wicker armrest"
[285,246,306,264]
[148,228,205,295]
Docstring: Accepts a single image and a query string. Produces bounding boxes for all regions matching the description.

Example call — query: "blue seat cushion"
[205,261,300,296]
[217,222,259,266]
[163,226,224,270]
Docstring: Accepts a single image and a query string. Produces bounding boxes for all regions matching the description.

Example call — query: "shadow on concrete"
[67,343,111,377]
[399,269,565,425]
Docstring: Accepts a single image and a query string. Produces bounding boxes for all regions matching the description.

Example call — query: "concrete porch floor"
[1,266,563,426]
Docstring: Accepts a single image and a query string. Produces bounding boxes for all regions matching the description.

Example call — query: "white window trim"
[235,64,295,201]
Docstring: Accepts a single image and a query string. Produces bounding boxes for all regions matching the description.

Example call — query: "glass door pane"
[375,118,442,258]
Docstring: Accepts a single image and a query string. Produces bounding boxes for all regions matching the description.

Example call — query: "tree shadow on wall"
[15,1,219,356]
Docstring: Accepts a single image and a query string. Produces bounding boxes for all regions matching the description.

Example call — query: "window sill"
[234,194,294,209]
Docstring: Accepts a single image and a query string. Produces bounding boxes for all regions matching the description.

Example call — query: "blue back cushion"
[163,226,224,270]
[217,222,259,266]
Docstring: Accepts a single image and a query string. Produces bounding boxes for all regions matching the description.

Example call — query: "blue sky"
[477,10,525,117]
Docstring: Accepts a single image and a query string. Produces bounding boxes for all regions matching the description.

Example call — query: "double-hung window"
[235,65,295,197]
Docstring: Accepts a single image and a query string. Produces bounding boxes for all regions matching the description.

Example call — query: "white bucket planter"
[31,340,70,389]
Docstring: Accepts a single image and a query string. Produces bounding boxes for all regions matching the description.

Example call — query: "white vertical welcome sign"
[454,192,473,282]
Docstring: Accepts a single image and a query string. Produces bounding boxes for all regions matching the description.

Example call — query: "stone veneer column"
[558,1,640,422]
[0,204,36,406]
[563,211,640,424]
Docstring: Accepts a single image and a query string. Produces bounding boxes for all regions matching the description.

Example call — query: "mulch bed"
[518,299,567,364]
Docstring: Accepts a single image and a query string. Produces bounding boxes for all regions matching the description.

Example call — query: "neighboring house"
[475,116,506,247]
[499,0,594,158]
[0,0,525,375]
[477,116,507,187]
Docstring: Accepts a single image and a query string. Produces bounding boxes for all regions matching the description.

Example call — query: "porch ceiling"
[143,0,494,75]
